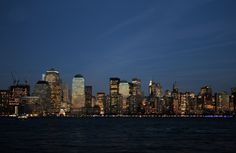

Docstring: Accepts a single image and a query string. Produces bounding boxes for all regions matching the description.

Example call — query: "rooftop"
[36,80,49,85]
[74,74,84,78]
[46,68,59,74]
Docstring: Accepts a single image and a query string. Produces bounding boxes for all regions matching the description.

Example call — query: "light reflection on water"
[0,118,235,153]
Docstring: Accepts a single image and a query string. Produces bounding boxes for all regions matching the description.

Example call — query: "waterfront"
[0,118,235,153]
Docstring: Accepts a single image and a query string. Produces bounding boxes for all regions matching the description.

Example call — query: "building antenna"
[23,73,29,85]
[11,72,16,85]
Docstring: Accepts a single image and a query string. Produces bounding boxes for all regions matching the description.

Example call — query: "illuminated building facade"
[119,80,130,114]
[21,96,40,115]
[0,90,10,115]
[156,83,162,98]
[131,78,142,96]
[119,81,130,97]
[109,77,120,115]
[149,80,156,96]
[216,92,230,113]
[9,84,30,115]
[97,92,106,115]
[62,83,70,103]
[32,81,52,114]
[188,92,198,114]
[127,78,144,114]
[200,86,214,113]
[60,83,71,113]
[92,96,97,107]
[172,82,180,114]
[72,74,85,113]
[231,87,236,113]
[179,92,189,115]
[147,80,158,114]
[163,90,173,114]
[1,69,236,116]
[45,68,62,113]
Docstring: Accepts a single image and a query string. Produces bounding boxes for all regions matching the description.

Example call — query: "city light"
[0,68,235,118]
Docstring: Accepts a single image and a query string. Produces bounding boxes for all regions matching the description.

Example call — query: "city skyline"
[0,0,236,94]
[0,68,236,95]
[1,67,236,117]
[1,1,236,153]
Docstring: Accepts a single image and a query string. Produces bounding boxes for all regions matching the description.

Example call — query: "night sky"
[0,0,236,95]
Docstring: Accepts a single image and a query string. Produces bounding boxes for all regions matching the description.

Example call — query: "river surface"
[0,117,235,153]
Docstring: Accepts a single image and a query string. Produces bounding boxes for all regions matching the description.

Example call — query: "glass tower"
[45,68,62,113]
[109,77,120,115]
[72,74,85,112]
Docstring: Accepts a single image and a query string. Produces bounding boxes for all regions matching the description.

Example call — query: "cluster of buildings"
[0,68,236,117]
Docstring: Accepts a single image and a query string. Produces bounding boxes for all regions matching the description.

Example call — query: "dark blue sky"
[0,0,236,95]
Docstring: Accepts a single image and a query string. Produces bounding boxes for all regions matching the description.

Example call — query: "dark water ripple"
[0,118,235,153]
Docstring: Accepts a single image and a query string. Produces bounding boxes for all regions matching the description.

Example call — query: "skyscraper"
[97,92,105,115]
[171,82,180,114]
[9,84,30,115]
[179,92,189,115]
[156,83,162,98]
[231,87,236,113]
[129,78,143,114]
[44,68,62,113]
[147,80,159,114]
[62,83,69,103]
[72,74,85,114]
[32,81,52,114]
[131,78,142,96]
[0,90,10,115]
[109,77,120,115]
[188,92,197,115]
[148,80,156,96]
[119,81,130,97]
[85,86,93,114]
[216,92,230,113]
[200,86,213,113]
[119,80,130,114]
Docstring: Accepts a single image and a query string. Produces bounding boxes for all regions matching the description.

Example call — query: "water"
[0,118,235,153]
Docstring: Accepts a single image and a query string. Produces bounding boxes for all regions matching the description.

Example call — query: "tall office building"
[85,86,92,107]
[9,84,30,115]
[44,68,62,113]
[0,90,10,115]
[149,80,156,96]
[200,86,213,112]
[216,92,230,113]
[156,83,162,98]
[147,80,162,114]
[59,83,71,113]
[119,81,130,97]
[32,81,52,114]
[72,74,85,113]
[128,78,143,114]
[109,77,120,115]
[188,92,197,114]
[148,81,163,97]
[119,80,130,114]
[62,83,69,103]
[131,78,142,96]
[97,92,106,115]
[163,90,173,114]
[172,82,180,114]
[85,86,93,114]
[231,87,236,112]
[179,92,189,115]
